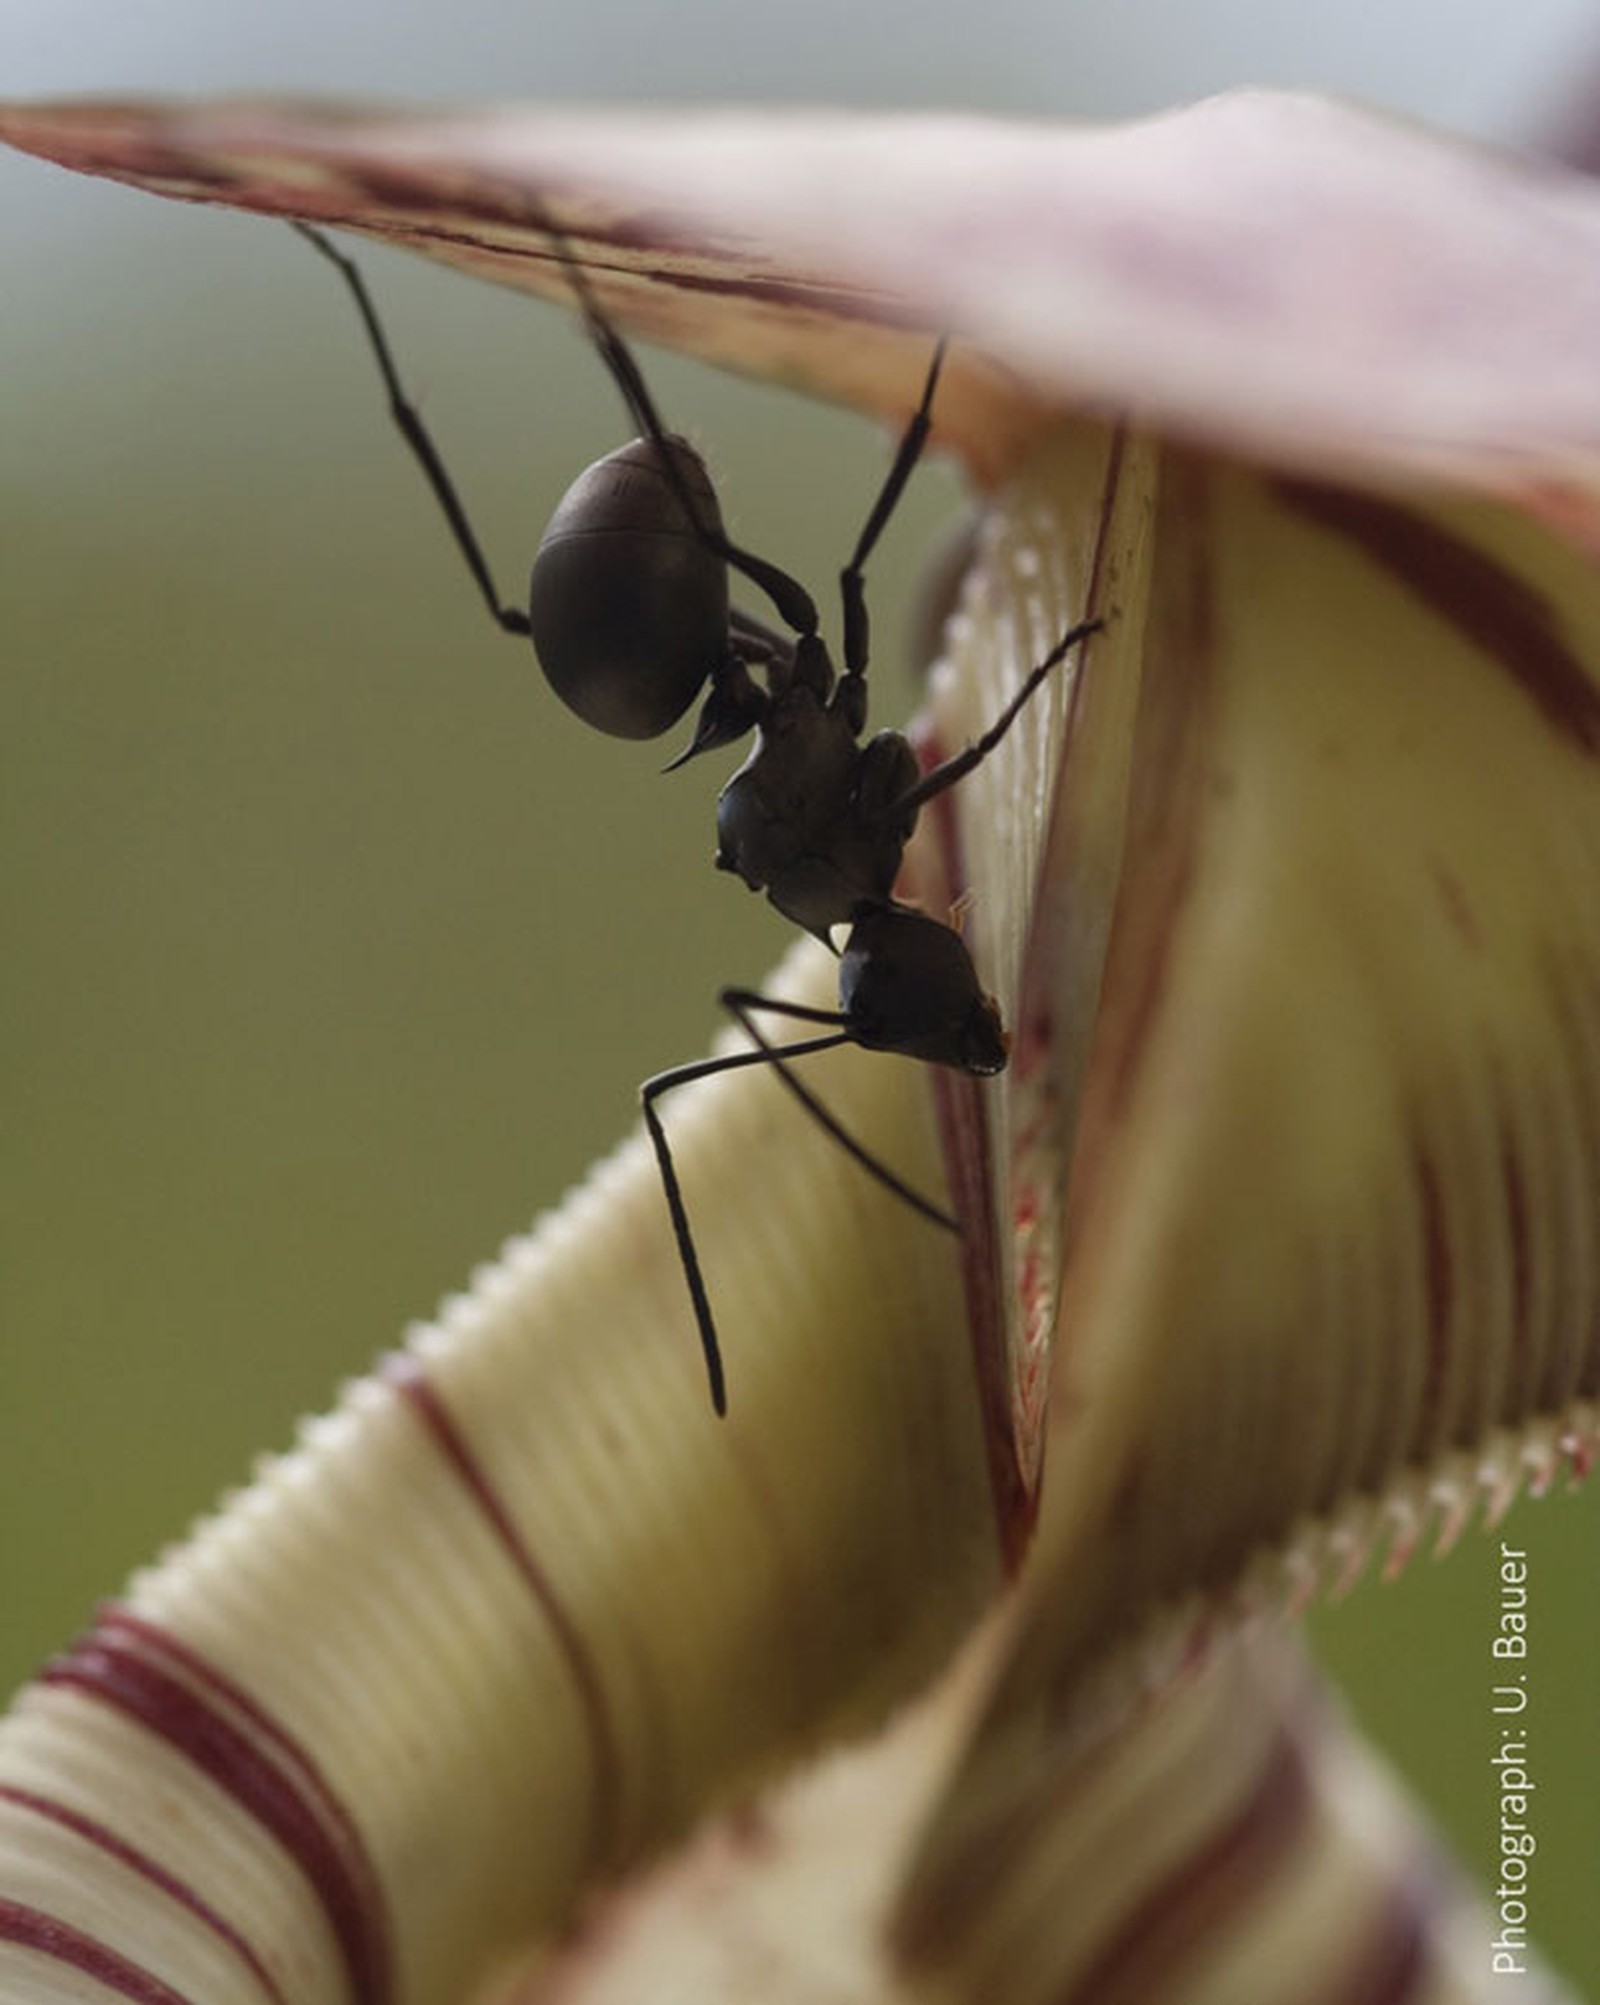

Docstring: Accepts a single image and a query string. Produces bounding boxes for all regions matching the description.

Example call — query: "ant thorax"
[714,692,920,942]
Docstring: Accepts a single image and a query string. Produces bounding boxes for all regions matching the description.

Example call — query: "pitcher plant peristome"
[2,90,1597,2003]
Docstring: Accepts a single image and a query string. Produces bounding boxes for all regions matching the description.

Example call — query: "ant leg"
[719,991,958,1233]
[643,1025,853,1415]
[294,224,531,639]
[889,616,1103,819]
[532,223,821,639]
[729,603,797,667]
[838,337,948,684]
[641,988,959,1413]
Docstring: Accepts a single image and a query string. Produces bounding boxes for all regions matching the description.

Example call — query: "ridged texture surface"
[508,1619,1571,2005]
[7,429,1588,2003]
[895,1621,1574,2005]
[4,89,1598,2005]
[0,987,1000,2003]
[917,423,1158,1498]
[899,452,1600,1999]
[969,460,1600,1694]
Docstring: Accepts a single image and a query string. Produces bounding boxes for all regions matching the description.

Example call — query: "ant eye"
[530,437,730,739]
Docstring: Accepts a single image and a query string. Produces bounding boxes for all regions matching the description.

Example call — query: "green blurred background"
[4,1,1597,1988]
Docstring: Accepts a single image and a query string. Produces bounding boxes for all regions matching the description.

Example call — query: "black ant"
[294,222,1099,1416]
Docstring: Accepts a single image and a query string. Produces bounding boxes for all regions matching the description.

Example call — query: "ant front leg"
[892,615,1104,818]
[293,224,531,641]
[837,336,948,708]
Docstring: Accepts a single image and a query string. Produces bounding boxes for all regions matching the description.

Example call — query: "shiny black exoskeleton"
[297,221,1098,1413]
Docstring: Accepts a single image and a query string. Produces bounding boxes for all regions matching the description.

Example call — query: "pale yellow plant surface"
[1,89,1596,2005]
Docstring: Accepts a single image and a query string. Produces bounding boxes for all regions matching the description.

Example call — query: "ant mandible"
[294,221,1099,1416]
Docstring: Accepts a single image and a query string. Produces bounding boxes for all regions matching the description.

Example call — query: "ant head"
[839,904,1009,1076]
[529,435,730,739]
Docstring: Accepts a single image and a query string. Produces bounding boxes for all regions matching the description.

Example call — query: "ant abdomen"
[530,434,729,739]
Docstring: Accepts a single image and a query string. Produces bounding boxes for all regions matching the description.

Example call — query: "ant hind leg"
[640,985,960,1415]
[719,990,958,1233]
[641,1016,854,1417]
[293,223,532,640]
[530,220,822,639]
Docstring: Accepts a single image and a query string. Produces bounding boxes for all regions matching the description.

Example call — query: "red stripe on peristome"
[1055,1722,1312,2005]
[0,1784,290,2005]
[97,1607,389,1943]
[381,1352,625,1869]
[41,1612,391,2005]
[0,1896,197,2004]
[1309,1865,1435,2005]
[917,766,1026,1567]
[1276,481,1600,757]
[1011,421,1130,1091]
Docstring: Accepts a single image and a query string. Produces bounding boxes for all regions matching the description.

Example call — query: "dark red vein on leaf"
[1085,461,1215,1146]
[0,1786,289,2005]
[999,429,1132,1512]
[1056,1721,1311,2005]
[329,179,913,321]
[1013,424,1130,1079]
[382,1354,624,1868]
[1277,482,1600,757]
[1309,1865,1436,2005]
[0,112,933,330]
[917,745,1023,1568]
[40,1610,391,2005]
[0,1899,197,2004]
